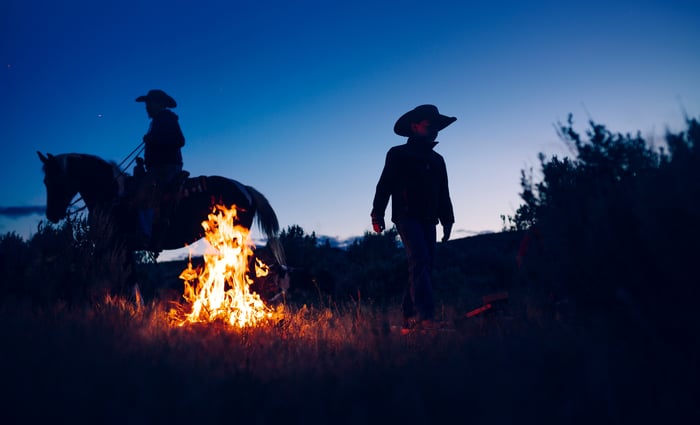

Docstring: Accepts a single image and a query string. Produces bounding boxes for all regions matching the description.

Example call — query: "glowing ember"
[173,204,274,328]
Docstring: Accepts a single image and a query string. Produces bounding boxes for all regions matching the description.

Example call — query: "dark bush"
[1,213,133,306]
[0,232,31,298]
[512,115,700,354]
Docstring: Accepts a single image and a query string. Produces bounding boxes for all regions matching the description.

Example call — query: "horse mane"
[43,152,122,171]
[44,153,130,197]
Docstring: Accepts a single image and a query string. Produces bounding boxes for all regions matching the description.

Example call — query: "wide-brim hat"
[135,89,177,108]
[394,104,456,137]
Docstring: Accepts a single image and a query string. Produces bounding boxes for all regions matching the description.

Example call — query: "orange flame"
[173,204,274,328]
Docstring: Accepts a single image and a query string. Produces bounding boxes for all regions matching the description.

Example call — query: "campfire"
[171,204,275,328]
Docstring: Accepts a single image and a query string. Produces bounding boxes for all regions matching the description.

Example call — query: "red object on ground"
[466,303,493,318]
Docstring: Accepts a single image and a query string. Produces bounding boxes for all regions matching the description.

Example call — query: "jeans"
[137,164,183,240]
[396,218,436,321]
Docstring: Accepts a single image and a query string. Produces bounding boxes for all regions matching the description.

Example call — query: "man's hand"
[441,223,453,242]
[371,214,385,233]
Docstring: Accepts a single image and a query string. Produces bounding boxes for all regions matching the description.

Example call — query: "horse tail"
[246,185,286,267]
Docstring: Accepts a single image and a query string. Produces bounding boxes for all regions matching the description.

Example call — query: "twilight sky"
[2,0,700,254]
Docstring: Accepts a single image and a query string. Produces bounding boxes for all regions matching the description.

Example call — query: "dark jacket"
[143,109,185,169]
[372,137,455,225]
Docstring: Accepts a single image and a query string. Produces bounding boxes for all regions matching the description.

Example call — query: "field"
[1,230,696,424]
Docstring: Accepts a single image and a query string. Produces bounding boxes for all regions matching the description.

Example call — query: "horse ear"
[37,151,48,164]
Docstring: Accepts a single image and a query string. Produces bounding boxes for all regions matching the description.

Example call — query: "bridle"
[61,143,145,219]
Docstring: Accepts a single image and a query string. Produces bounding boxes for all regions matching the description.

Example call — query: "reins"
[115,142,145,178]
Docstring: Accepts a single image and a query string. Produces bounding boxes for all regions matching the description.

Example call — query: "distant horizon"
[0,209,501,263]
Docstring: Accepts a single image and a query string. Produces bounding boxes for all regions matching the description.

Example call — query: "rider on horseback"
[134,89,189,250]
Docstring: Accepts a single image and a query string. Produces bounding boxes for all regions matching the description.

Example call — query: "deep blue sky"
[2,0,700,254]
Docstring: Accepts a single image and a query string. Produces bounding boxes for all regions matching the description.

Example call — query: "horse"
[37,152,286,299]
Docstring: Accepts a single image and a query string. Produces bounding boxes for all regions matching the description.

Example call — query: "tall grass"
[1,287,695,424]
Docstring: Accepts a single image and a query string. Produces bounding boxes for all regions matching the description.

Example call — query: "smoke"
[0,206,46,218]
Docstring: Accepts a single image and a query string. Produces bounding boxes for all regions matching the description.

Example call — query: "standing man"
[371,104,456,332]
[134,89,186,249]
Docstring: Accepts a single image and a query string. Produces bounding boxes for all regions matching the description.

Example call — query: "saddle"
[124,170,206,251]
[161,170,193,202]
[164,172,208,202]
[128,171,205,207]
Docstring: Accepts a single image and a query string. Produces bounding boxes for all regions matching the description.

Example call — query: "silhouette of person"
[371,104,456,332]
[134,89,186,249]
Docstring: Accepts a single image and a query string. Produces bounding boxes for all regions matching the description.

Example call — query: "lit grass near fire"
[170,204,281,328]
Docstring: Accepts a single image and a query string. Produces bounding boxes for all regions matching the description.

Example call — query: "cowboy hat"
[394,104,456,137]
[135,89,177,108]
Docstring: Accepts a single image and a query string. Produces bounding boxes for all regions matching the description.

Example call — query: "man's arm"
[441,223,453,242]
[437,155,454,241]
[371,150,395,233]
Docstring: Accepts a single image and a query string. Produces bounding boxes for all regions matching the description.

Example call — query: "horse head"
[38,151,78,223]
